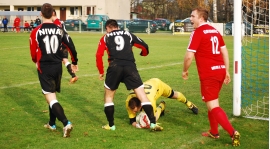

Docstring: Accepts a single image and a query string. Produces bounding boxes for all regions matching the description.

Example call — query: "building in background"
[0,0,131,23]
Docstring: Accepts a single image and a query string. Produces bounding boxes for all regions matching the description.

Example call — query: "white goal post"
[233,0,242,117]
[233,0,269,120]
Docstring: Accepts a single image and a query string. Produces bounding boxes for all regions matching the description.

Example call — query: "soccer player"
[52,9,78,83]
[182,7,240,146]
[13,16,21,33]
[96,19,161,131]
[29,3,78,138]
[126,78,199,129]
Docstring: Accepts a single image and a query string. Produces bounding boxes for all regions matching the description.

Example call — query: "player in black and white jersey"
[96,19,162,131]
[29,3,78,137]
[52,9,78,83]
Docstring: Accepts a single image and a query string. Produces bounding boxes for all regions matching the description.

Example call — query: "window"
[27,7,34,11]
[18,8,24,11]
[37,7,41,11]
[87,7,91,15]
[86,6,96,15]
[70,7,78,15]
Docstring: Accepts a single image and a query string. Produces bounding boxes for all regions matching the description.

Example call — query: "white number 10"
[43,35,59,54]
[210,36,220,54]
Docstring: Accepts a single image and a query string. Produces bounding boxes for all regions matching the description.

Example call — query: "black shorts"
[38,63,62,93]
[105,62,143,90]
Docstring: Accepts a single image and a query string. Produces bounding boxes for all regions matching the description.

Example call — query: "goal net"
[241,0,269,120]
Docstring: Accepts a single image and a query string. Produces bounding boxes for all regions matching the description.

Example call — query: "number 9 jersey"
[96,30,149,75]
[187,23,226,80]
[29,23,78,73]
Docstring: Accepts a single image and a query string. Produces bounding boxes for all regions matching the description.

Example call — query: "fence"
[0,11,40,32]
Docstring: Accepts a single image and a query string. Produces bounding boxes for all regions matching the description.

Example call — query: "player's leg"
[44,93,73,137]
[101,64,123,130]
[44,105,57,131]
[16,26,20,33]
[61,45,77,83]
[172,91,198,114]
[153,78,198,114]
[133,88,155,124]
[155,100,165,121]
[102,88,116,130]
[39,64,73,137]
[202,77,240,146]
[124,68,161,131]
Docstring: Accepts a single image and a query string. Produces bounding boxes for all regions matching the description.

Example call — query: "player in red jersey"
[96,19,161,131]
[52,9,78,83]
[14,16,21,33]
[182,7,240,146]
[29,3,78,137]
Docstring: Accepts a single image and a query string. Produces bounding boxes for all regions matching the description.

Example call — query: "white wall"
[0,0,131,21]
[209,23,224,36]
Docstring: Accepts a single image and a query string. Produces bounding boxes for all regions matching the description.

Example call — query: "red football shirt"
[53,19,62,28]
[187,23,226,80]
[14,18,20,27]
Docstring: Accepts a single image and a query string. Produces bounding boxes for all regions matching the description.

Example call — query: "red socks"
[209,107,234,136]
[208,110,219,135]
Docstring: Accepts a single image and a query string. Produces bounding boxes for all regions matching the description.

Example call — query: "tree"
[137,0,234,22]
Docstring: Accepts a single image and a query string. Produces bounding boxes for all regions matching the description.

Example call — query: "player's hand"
[72,65,79,72]
[99,74,104,80]
[135,123,142,128]
[182,71,189,80]
[224,71,231,85]
[71,65,78,73]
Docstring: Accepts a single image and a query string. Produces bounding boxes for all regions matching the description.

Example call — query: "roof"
[0,11,40,16]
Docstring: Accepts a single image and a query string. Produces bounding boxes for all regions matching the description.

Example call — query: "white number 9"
[114,36,124,51]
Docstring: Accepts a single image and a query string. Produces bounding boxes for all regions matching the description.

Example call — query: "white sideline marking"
[0,62,183,89]
[1,46,28,50]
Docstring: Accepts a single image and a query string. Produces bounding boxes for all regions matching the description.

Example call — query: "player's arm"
[96,36,106,80]
[62,32,78,65]
[220,46,231,84]
[182,31,198,80]
[182,51,194,80]
[29,28,39,63]
[131,34,149,56]
[60,21,67,32]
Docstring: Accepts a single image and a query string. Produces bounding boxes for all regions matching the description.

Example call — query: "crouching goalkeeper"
[125,78,199,129]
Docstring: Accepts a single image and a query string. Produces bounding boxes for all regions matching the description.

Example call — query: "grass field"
[0,31,268,149]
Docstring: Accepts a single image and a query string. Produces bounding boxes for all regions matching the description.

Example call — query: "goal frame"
[233,0,242,116]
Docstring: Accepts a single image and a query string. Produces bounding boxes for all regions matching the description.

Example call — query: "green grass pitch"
[0,31,268,149]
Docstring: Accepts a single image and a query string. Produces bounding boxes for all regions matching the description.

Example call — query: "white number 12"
[210,36,220,54]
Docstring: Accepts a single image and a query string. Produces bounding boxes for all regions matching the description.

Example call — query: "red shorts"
[200,74,225,102]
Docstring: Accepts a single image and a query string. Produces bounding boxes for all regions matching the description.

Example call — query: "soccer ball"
[136,111,150,128]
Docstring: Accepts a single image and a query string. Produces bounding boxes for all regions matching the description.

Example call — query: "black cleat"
[186,101,198,114]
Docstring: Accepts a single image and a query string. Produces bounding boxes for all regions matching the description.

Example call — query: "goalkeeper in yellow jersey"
[126,78,198,128]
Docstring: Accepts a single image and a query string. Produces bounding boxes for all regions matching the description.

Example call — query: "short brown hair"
[193,7,208,21]
[105,19,119,29]
[128,97,141,110]
[41,3,53,19]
